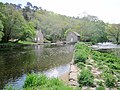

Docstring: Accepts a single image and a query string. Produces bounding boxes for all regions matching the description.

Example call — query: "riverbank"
[0,41,34,49]
[74,42,120,90]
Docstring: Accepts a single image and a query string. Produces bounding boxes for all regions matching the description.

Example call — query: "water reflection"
[44,64,70,78]
[0,44,73,89]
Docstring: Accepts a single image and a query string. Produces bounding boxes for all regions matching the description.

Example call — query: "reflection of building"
[34,30,44,43]
[66,32,80,43]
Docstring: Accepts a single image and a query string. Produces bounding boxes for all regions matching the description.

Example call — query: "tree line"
[0,2,120,44]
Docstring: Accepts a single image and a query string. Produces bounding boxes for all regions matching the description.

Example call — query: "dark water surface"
[0,44,74,89]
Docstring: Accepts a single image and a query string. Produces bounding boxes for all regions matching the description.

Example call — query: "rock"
[69,72,78,81]
[118,82,120,87]
[70,65,78,72]
[69,80,79,86]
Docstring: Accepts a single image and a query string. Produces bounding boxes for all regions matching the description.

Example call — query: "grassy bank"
[74,42,120,89]
[0,41,34,50]
[4,74,73,90]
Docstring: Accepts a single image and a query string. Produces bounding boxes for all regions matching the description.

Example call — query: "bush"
[103,73,116,88]
[74,42,91,64]
[77,62,85,69]
[78,69,94,86]
[74,50,88,63]
[23,74,48,87]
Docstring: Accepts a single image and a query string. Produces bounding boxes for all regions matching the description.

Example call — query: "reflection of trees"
[33,45,74,71]
[0,45,74,89]
[0,47,36,89]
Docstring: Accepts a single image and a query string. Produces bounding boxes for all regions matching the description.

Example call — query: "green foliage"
[77,62,85,69]
[103,73,116,88]
[0,2,35,43]
[23,73,72,90]
[23,74,48,87]
[78,69,94,86]
[0,20,4,41]
[4,85,15,90]
[74,42,120,88]
[96,86,105,90]
[20,21,35,41]
[0,2,118,43]
[18,41,34,44]
[105,24,120,44]
[92,51,120,70]
[74,50,88,63]
[64,28,73,37]
[96,80,104,86]
[74,42,91,63]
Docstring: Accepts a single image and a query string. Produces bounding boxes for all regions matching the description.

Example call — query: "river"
[0,44,74,89]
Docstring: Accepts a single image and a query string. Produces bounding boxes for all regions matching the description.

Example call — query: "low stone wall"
[68,59,79,87]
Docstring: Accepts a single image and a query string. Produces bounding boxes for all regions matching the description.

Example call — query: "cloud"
[1,0,120,23]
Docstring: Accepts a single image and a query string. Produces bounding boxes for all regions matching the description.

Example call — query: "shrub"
[78,69,94,86]
[77,62,85,69]
[74,42,91,64]
[96,80,104,86]
[23,74,48,87]
[103,73,116,88]
[74,50,88,63]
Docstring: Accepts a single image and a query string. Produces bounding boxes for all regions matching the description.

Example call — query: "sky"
[1,0,120,24]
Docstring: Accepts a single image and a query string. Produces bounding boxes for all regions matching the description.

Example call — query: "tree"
[0,2,5,41]
[106,24,120,44]
[72,16,107,43]
[0,20,4,41]
[0,3,35,42]
[18,22,35,41]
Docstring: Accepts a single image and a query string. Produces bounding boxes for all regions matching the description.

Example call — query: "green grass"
[96,86,105,90]
[5,73,73,90]
[92,50,120,71]
[78,68,94,87]
[74,42,120,88]
[18,41,34,45]
[102,73,116,88]
[74,42,91,64]
[23,73,73,90]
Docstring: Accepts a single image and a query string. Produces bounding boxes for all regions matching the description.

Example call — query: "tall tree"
[0,3,35,42]
[0,3,5,41]
[106,24,120,44]
[0,20,4,41]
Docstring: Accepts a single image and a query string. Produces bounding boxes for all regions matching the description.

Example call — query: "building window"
[38,37,40,41]
[71,38,73,42]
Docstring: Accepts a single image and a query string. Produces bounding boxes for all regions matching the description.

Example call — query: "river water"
[0,44,74,89]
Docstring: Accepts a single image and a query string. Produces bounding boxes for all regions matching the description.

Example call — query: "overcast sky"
[1,0,120,24]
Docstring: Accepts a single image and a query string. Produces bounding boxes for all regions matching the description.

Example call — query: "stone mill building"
[66,32,80,43]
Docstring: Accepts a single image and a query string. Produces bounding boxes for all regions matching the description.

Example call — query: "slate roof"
[72,32,80,36]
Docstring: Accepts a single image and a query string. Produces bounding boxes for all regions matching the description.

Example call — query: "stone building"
[34,30,44,43]
[66,32,80,43]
